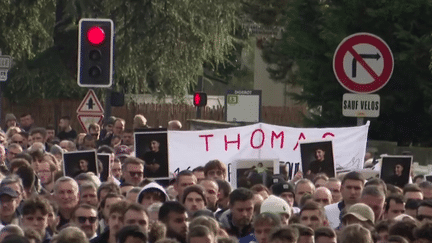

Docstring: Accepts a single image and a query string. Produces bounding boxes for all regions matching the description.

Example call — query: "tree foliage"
[1,0,244,102]
[255,0,432,145]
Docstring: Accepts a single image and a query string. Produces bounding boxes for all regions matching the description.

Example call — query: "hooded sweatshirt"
[136,182,169,204]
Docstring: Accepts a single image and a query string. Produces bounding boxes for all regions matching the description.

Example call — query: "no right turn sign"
[333,33,393,94]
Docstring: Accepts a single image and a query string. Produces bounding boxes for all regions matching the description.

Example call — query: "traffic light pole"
[196,76,203,119]
[104,88,112,121]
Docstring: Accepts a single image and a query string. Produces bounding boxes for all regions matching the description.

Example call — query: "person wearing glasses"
[72,203,99,240]
[121,157,145,186]
[5,143,22,170]
[143,139,168,178]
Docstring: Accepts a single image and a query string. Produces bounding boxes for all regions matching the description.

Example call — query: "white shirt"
[324,202,343,229]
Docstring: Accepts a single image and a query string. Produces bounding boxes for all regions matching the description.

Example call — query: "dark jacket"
[90,229,110,243]
[219,209,254,239]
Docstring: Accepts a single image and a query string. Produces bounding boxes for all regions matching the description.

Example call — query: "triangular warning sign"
[77,114,104,133]
[77,89,104,114]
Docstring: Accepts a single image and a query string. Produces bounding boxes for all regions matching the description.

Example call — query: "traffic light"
[78,18,114,88]
[193,92,207,107]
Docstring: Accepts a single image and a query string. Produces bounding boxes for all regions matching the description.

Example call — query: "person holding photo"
[143,139,167,178]
[306,147,334,179]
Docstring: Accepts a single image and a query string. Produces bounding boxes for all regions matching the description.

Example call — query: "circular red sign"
[333,33,393,93]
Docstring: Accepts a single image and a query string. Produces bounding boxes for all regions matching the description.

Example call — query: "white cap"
[260,195,291,216]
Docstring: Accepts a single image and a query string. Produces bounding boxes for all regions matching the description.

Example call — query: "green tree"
[257,0,432,145]
[2,0,244,101]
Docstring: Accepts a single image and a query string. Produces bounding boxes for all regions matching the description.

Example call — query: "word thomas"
[199,129,335,152]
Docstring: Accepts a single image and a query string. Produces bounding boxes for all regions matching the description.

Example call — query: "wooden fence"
[1,98,306,132]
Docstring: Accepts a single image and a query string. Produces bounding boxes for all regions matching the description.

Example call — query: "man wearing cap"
[271,182,295,208]
[260,195,291,225]
[341,203,375,230]
[182,185,207,216]
[0,186,20,226]
[115,145,132,163]
[3,113,17,132]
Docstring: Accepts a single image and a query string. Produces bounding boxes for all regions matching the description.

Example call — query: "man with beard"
[219,188,255,239]
[72,204,99,240]
[53,177,80,229]
[123,203,150,234]
[159,201,188,243]
[199,179,219,212]
[182,185,207,216]
[91,200,129,243]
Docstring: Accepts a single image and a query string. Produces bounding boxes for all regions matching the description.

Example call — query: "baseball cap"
[105,116,116,125]
[115,145,132,158]
[0,187,18,198]
[260,195,291,217]
[5,113,16,122]
[343,203,375,223]
[271,182,295,196]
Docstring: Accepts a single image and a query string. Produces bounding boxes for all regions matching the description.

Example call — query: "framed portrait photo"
[135,129,169,179]
[63,150,98,178]
[300,141,336,179]
[380,156,413,188]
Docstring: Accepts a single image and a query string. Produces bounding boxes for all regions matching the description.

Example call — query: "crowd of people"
[0,112,430,243]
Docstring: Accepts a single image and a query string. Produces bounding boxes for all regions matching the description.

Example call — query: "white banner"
[168,122,369,180]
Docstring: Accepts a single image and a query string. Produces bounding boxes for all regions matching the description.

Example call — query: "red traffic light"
[193,92,207,107]
[87,26,106,45]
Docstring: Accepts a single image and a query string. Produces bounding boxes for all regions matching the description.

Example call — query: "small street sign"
[0,69,8,82]
[76,89,104,114]
[342,93,380,117]
[0,56,12,69]
[333,33,393,94]
[225,90,262,123]
[77,114,104,134]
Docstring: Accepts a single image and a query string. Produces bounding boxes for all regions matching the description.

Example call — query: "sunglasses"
[77,216,98,224]
[129,171,143,177]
